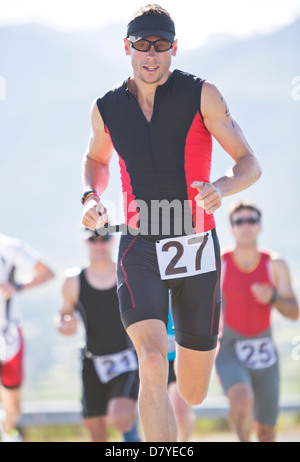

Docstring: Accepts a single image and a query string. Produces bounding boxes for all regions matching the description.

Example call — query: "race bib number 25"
[235,337,277,370]
[156,231,216,280]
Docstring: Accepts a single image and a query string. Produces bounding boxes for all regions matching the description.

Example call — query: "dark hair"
[127,3,174,28]
[229,201,262,223]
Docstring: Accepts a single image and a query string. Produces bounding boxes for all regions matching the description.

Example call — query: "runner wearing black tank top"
[56,230,140,442]
[80,5,262,442]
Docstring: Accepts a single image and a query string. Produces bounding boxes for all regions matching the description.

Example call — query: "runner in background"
[167,303,195,442]
[216,202,299,442]
[56,229,140,442]
[0,232,54,442]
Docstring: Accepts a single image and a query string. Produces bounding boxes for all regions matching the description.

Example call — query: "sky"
[0,0,300,49]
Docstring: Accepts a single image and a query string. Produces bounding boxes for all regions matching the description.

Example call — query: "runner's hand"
[0,283,17,299]
[251,283,275,305]
[81,197,108,230]
[55,314,78,336]
[191,181,222,214]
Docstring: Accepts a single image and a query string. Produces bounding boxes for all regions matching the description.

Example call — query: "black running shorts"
[82,355,139,418]
[117,229,221,352]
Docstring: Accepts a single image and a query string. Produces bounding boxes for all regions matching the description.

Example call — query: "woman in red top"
[216,202,299,442]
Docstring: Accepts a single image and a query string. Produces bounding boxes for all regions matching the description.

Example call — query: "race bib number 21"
[156,231,216,280]
[93,349,138,384]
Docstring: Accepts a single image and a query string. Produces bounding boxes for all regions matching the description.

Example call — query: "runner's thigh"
[215,338,253,393]
[170,230,221,352]
[252,362,280,426]
[117,234,169,329]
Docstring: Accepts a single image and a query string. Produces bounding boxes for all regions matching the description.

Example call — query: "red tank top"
[222,250,274,336]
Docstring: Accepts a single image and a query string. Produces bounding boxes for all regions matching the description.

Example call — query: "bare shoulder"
[270,251,288,269]
[270,252,292,282]
[201,80,235,128]
[201,81,223,108]
[87,98,114,164]
[90,98,105,131]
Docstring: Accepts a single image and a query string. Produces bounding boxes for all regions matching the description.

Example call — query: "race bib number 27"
[156,231,216,280]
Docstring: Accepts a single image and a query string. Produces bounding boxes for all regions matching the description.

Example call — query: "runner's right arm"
[81,101,114,230]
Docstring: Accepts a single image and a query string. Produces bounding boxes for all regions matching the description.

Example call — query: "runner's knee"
[110,410,137,433]
[3,402,21,418]
[256,423,276,442]
[108,398,138,433]
[231,400,253,420]
[178,382,208,406]
[139,350,168,386]
[228,384,254,419]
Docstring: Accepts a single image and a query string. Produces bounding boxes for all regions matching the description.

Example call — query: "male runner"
[81,4,261,441]
[216,202,299,442]
[0,232,54,442]
[56,229,140,442]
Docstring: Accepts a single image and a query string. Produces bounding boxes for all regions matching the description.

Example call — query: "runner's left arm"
[252,258,299,320]
[192,82,262,215]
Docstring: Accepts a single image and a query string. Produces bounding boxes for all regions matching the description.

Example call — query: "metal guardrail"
[20,401,82,427]
[17,395,300,427]
[193,394,300,418]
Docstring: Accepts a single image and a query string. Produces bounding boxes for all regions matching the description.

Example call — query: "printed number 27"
[162,234,209,276]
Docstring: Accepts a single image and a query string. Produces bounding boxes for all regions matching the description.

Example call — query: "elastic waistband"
[221,326,273,343]
[122,226,217,243]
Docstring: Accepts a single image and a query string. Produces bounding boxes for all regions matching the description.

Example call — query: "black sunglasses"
[88,234,112,243]
[231,217,260,226]
[129,38,173,53]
